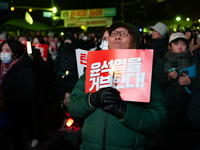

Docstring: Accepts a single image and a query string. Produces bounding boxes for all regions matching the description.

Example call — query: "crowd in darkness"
[1,21,200,150]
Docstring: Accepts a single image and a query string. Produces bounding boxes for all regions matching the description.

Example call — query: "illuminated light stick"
[65,118,74,127]
[26,41,32,55]
[109,65,115,88]
[62,70,69,79]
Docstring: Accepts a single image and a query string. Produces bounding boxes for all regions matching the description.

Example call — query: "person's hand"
[58,124,74,132]
[168,71,178,81]
[179,73,191,86]
[89,87,122,108]
[103,102,127,119]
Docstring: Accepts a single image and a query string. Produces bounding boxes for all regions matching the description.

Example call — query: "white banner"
[75,49,88,78]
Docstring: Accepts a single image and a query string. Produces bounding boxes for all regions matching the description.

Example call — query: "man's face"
[108,27,135,49]
[152,30,162,39]
[168,39,187,54]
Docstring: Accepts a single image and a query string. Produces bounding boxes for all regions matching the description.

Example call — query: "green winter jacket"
[67,73,167,150]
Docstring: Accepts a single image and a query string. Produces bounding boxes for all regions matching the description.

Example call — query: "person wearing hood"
[54,34,78,103]
[67,21,167,150]
[142,22,169,66]
[153,32,200,150]
[0,39,35,150]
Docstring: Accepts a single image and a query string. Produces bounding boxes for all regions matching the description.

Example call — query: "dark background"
[0,0,199,34]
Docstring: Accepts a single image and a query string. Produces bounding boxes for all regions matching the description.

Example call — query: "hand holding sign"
[89,87,122,108]
[103,102,127,119]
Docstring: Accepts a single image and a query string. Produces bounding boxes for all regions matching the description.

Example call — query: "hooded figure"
[54,34,78,102]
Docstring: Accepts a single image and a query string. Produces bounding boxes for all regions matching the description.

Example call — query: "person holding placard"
[67,21,167,150]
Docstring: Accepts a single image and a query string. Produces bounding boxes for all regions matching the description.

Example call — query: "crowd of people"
[0,20,200,150]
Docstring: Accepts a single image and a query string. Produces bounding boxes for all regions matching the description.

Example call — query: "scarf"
[164,49,191,73]
[0,57,21,84]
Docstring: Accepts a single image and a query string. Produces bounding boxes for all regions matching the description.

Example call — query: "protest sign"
[32,44,49,62]
[75,49,88,78]
[0,39,4,45]
[85,49,153,103]
[49,40,57,50]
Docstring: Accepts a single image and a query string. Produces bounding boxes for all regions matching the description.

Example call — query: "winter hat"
[169,32,189,46]
[150,22,168,37]
[64,34,75,43]
[109,21,140,48]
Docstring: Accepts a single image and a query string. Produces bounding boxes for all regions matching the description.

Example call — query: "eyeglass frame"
[110,29,135,40]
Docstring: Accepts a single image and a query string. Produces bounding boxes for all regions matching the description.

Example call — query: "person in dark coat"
[29,47,50,148]
[54,34,78,102]
[153,33,200,150]
[142,22,169,66]
[0,39,36,150]
[0,84,4,114]
[49,89,82,150]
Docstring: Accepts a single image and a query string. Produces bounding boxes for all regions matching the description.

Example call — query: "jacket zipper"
[103,112,108,150]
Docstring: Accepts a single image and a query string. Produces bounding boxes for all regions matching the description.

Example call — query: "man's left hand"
[103,103,127,120]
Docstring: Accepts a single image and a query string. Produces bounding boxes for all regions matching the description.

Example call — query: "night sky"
[0,0,199,32]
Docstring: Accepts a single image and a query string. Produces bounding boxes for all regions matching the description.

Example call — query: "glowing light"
[186,18,190,21]
[198,19,200,23]
[176,17,181,21]
[60,32,64,36]
[25,11,33,25]
[27,41,32,55]
[65,71,69,75]
[81,26,87,32]
[29,8,33,12]
[139,28,143,32]
[11,7,15,11]
[143,28,148,33]
[52,7,57,13]
[66,118,74,127]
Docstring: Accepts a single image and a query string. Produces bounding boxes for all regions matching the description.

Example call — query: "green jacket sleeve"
[67,72,95,119]
[121,78,168,135]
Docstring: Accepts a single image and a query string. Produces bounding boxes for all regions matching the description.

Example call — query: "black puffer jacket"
[54,43,78,91]
[1,51,35,129]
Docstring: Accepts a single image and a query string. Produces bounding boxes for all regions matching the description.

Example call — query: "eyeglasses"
[110,30,130,37]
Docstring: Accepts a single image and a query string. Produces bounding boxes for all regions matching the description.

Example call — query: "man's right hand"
[89,87,122,108]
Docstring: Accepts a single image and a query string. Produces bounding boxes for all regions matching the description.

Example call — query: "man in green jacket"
[67,21,167,150]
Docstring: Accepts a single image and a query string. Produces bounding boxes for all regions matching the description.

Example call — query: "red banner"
[85,49,153,103]
[32,44,49,62]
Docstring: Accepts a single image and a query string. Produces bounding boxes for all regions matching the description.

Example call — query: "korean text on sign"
[85,49,153,103]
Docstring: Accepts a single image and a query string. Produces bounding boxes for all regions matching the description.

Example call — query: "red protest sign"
[0,39,4,45]
[32,44,49,62]
[85,49,153,103]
